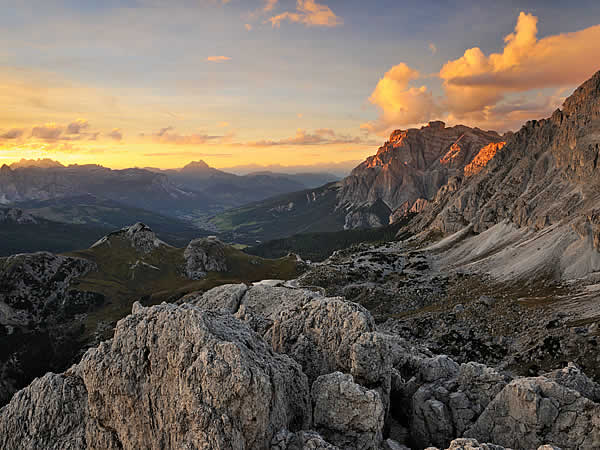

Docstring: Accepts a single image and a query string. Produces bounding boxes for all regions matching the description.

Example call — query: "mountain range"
[3,70,600,450]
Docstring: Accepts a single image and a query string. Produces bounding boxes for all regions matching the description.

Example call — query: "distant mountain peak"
[181,160,211,172]
[92,222,171,254]
[10,158,65,169]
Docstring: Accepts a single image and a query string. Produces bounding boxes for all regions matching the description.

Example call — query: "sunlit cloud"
[108,128,123,141]
[363,12,600,134]
[269,0,342,28]
[429,43,437,54]
[242,128,375,146]
[66,119,89,134]
[245,23,253,31]
[361,63,440,135]
[263,0,278,12]
[217,121,230,127]
[146,126,226,145]
[0,129,24,140]
[206,55,232,62]
[143,151,233,157]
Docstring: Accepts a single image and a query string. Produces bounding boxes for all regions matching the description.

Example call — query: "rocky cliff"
[404,70,600,281]
[337,122,504,228]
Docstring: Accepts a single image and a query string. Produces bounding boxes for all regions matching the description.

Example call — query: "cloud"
[66,119,89,134]
[429,43,437,54]
[143,151,233,157]
[361,63,440,134]
[206,55,232,62]
[108,128,123,141]
[263,0,278,12]
[245,23,253,31]
[217,121,230,127]
[243,128,374,146]
[31,124,64,141]
[269,0,342,28]
[147,127,226,145]
[363,12,600,134]
[0,128,24,140]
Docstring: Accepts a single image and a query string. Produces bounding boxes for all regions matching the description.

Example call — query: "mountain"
[0,223,302,406]
[14,194,208,248]
[0,207,110,256]
[0,164,209,217]
[338,121,505,227]
[211,123,505,242]
[150,160,340,209]
[5,73,600,448]
[9,158,65,169]
[211,181,346,244]
[405,69,600,281]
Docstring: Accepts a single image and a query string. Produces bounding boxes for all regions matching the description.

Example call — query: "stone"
[183,237,228,279]
[312,372,385,450]
[467,377,600,450]
[183,283,248,313]
[0,303,312,449]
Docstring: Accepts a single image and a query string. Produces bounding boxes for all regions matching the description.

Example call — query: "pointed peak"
[91,222,170,253]
[181,160,211,172]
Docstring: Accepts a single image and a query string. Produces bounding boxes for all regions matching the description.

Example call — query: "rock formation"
[338,122,504,228]
[91,222,170,254]
[0,207,37,224]
[183,236,228,279]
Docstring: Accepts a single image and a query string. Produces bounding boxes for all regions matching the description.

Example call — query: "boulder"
[312,372,385,450]
[183,237,228,279]
[0,302,312,449]
[467,377,600,450]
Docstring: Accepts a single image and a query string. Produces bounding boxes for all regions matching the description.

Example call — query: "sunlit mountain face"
[1,0,600,172]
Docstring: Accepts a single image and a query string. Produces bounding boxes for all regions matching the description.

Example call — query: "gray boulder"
[467,377,600,450]
[183,237,228,279]
[0,302,312,449]
[312,372,385,450]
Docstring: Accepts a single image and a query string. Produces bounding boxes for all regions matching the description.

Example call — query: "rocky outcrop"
[0,207,37,224]
[405,70,600,281]
[343,198,392,230]
[1,302,312,449]
[312,372,385,449]
[0,251,98,325]
[467,377,600,449]
[91,222,169,254]
[463,143,506,178]
[338,122,503,229]
[402,356,510,449]
[183,236,228,279]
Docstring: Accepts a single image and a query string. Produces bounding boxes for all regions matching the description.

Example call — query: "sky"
[1,0,600,170]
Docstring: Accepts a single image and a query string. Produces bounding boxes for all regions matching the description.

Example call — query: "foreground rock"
[0,302,311,449]
[467,377,600,449]
[312,372,385,449]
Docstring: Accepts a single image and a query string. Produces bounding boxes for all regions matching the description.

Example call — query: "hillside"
[211,181,346,244]
[13,195,208,247]
[0,224,303,406]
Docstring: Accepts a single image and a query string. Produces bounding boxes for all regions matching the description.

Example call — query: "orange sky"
[2,2,600,169]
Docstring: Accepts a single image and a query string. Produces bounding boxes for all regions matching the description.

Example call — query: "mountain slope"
[210,182,346,244]
[0,223,303,406]
[14,194,208,247]
[405,69,600,281]
[338,121,504,222]
[0,164,209,217]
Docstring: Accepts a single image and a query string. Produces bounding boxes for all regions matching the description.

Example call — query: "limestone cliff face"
[410,70,600,238]
[337,122,503,227]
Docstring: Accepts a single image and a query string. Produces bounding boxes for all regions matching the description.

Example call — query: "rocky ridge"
[337,122,504,229]
[403,70,600,281]
[2,283,598,449]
